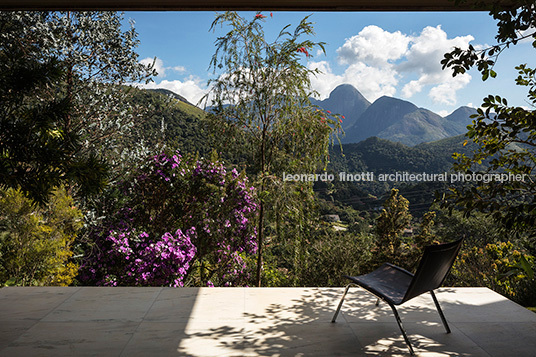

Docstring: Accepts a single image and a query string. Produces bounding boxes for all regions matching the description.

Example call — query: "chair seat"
[344,263,414,305]
[334,239,463,356]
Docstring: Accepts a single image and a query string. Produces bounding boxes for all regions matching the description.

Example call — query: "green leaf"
[519,255,534,280]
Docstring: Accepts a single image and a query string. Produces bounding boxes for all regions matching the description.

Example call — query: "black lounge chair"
[332,238,463,355]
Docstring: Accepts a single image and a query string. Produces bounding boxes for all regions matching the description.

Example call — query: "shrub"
[79,151,258,287]
[0,187,82,286]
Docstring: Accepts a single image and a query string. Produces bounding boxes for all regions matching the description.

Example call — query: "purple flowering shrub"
[79,152,258,287]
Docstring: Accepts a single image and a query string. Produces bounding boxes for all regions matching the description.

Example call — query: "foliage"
[449,240,535,301]
[406,211,440,268]
[440,2,536,239]
[0,187,82,286]
[442,65,536,237]
[438,1,536,305]
[442,0,536,81]
[79,151,258,287]
[433,207,536,306]
[299,231,375,287]
[0,12,154,204]
[434,207,503,246]
[373,189,413,267]
[205,11,342,285]
[0,12,108,204]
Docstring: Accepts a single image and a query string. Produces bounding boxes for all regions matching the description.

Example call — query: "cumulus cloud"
[309,61,398,102]
[143,76,208,106]
[140,57,188,78]
[172,65,187,73]
[428,73,471,105]
[313,25,476,106]
[337,25,410,67]
[137,57,209,105]
[398,26,474,103]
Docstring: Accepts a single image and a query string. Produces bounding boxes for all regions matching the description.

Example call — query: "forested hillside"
[127,87,209,155]
[315,135,478,214]
[2,9,535,309]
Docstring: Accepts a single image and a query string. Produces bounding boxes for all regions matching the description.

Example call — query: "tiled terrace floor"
[1,287,535,356]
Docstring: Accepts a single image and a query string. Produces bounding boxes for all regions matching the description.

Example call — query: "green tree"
[0,12,108,204]
[204,12,342,286]
[0,12,154,204]
[449,241,534,304]
[0,187,83,286]
[439,1,536,243]
[42,12,155,182]
[442,0,535,81]
[374,189,412,266]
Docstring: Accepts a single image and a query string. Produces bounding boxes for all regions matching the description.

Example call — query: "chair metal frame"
[331,239,463,356]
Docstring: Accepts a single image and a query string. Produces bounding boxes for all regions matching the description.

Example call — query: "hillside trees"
[441,1,536,240]
[0,12,154,204]
[374,189,412,266]
[0,12,107,203]
[204,12,342,286]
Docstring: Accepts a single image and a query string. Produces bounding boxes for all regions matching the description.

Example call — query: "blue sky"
[125,11,535,116]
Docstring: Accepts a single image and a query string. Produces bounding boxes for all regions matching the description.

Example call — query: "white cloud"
[140,57,188,78]
[398,26,474,103]
[141,57,166,77]
[309,61,398,102]
[319,24,476,107]
[137,57,208,105]
[428,73,471,105]
[337,25,410,67]
[519,27,536,43]
[172,65,187,73]
[142,76,209,106]
[399,26,473,74]
[401,79,424,98]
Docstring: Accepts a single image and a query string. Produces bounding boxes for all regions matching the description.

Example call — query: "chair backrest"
[402,238,463,303]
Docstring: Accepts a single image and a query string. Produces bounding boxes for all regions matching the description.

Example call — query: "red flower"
[326,110,331,114]
[270,12,273,17]
[341,115,345,119]
[296,47,310,57]
[255,14,266,19]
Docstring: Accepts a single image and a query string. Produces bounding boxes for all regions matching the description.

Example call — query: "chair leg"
[375,297,380,306]
[332,283,357,323]
[389,304,415,356]
[430,290,451,334]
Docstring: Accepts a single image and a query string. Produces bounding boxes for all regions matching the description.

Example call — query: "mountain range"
[311,84,477,146]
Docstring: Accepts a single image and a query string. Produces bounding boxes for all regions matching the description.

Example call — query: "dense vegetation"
[1,8,535,309]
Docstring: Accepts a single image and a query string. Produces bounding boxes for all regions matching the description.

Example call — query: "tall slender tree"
[204,12,342,286]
